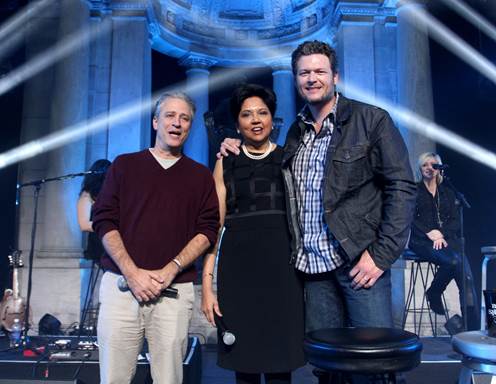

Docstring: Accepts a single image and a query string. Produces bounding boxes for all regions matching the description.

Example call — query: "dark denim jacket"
[281,94,417,271]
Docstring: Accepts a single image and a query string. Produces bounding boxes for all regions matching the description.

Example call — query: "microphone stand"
[441,172,471,332]
[16,171,92,345]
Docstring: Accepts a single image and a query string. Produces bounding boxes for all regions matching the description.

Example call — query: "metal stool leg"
[403,258,451,336]
[424,262,438,336]
[458,366,473,384]
[402,260,417,329]
[403,260,431,335]
[403,260,425,334]
[417,261,435,336]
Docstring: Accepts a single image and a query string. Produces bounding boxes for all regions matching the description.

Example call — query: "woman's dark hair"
[80,159,111,200]
[229,84,277,120]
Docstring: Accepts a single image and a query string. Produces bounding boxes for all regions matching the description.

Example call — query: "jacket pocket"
[364,213,380,230]
[331,145,371,189]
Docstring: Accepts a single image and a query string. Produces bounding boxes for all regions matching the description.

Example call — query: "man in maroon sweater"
[92,92,219,384]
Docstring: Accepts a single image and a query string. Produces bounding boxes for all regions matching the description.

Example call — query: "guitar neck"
[12,267,19,299]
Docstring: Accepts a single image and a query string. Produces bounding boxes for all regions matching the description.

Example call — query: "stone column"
[270,60,296,145]
[334,6,376,96]
[17,4,59,254]
[179,56,216,167]
[27,0,91,327]
[107,15,151,160]
[79,8,113,322]
[373,15,399,106]
[86,10,113,164]
[397,0,436,169]
[370,11,410,329]
[16,0,59,330]
[40,0,89,257]
[334,2,409,329]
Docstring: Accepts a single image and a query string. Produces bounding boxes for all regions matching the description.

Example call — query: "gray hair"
[153,92,196,120]
[417,152,443,184]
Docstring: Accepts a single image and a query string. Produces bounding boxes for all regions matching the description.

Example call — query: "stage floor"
[0,334,462,383]
[202,336,462,384]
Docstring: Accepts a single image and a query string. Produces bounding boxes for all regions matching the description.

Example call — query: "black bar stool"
[304,327,422,384]
[402,249,450,336]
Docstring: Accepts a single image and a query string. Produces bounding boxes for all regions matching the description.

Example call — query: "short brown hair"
[291,40,338,75]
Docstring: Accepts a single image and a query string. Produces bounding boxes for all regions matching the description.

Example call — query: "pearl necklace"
[241,141,273,160]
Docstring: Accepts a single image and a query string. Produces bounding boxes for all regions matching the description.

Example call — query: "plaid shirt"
[291,95,345,273]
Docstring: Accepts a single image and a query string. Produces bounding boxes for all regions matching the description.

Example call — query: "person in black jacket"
[409,152,478,328]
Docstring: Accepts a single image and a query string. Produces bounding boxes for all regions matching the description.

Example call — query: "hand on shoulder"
[217,138,241,159]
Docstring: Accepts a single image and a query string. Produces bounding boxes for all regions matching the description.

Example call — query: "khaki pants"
[97,272,194,384]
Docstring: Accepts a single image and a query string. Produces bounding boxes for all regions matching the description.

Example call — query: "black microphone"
[117,275,178,299]
[432,163,449,170]
[214,313,236,346]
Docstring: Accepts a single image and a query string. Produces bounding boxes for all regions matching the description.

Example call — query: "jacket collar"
[334,93,352,125]
[297,93,352,130]
[283,93,353,166]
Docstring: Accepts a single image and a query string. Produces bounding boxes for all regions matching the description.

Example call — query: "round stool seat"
[402,249,419,261]
[402,249,429,264]
[452,331,496,362]
[304,327,422,374]
[481,246,496,255]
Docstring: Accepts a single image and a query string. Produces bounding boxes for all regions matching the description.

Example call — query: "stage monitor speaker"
[38,313,62,335]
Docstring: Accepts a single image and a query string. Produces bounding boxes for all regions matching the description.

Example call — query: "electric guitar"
[0,251,30,332]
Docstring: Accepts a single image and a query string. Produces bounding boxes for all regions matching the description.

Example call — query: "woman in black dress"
[202,84,305,384]
[409,152,478,328]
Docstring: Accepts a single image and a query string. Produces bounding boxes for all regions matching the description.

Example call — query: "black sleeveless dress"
[217,146,305,373]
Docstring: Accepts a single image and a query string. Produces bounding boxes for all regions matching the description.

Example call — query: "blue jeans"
[304,263,393,332]
[410,241,479,328]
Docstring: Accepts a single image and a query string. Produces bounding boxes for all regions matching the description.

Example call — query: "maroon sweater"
[92,150,219,283]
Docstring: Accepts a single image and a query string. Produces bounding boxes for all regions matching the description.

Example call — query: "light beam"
[405,4,496,85]
[439,0,496,42]
[0,0,55,62]
[344,82,496,170]
[0,18,112,96]
[0,66,262,169]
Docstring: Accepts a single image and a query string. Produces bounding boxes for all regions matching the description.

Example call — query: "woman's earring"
[236,129,240,134]
[271,125,274,131]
